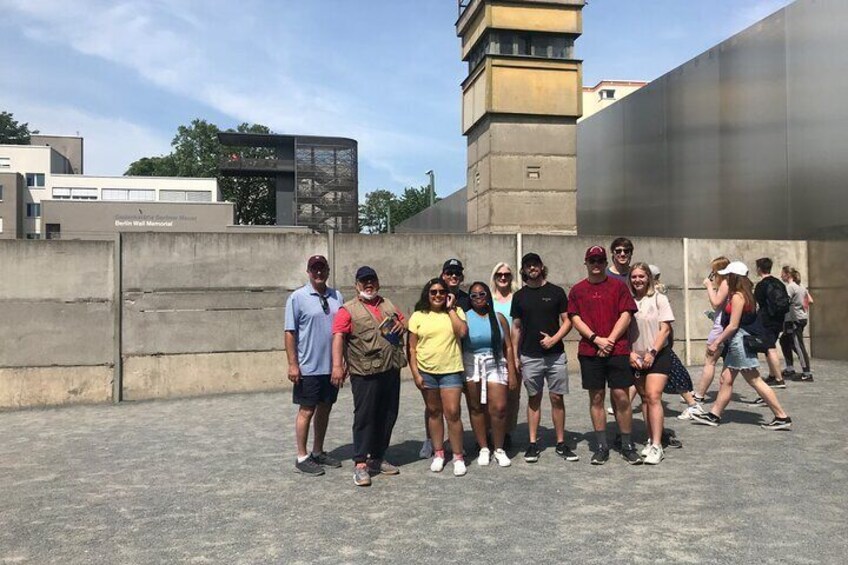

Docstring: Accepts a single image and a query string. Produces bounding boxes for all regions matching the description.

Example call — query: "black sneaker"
[691,412,721,427]
[312,451,342,468]
[761,416,792,431]
[295,457,325,476]
[661,429,683,449]
[555,442,579,461]
[745,396,768,407]
[781,369,797,380]
[591,447,610,465]
[524,443,541,463]
[764,376,787,389]
[692,393,706,404]
[621,443,642,465]
[799,373,814,382]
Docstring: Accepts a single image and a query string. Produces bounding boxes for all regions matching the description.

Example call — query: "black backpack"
[765,279,790,319]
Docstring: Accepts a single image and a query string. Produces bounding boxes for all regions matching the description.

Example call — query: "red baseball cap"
[585,246,607,261]
[307,255,328,269]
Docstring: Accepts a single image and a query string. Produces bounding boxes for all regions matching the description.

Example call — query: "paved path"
[2,360,846,564]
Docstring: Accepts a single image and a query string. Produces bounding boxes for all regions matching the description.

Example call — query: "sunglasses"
[495,272,512,280]
[587,258,606,265]
[444,270,462,278]
[470,291,488,300]
[429,289,447,296]
[319,294,330,315]
[613,248,632,255]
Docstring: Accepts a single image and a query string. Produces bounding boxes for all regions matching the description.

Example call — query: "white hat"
[717,261,749,276]
[648,264,661,277]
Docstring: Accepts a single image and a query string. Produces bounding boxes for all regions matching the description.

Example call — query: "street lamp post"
[425,170,436,206]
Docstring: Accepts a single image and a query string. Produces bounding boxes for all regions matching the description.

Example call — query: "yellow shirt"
[409,309,467,374]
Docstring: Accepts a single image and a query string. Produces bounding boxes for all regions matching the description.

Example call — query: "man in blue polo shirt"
[285,254,344,476]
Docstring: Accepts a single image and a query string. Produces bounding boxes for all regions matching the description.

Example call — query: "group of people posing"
[285,238,802,487]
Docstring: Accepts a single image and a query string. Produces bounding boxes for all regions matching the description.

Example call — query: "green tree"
[0,111,38,144]
[124,119,276,225]
[359,189,397,234]
[358,185,439,233]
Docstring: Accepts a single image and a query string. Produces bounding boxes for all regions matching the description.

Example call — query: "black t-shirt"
[450,288,471,312]
[510,282,569,357]
[754,276,785,329]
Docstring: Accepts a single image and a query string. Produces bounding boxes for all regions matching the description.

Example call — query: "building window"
[46,224,61,240]
[26,233,41,240]
[53,187,97,200]
[52,188,71,199]
[526,165,541,180]
[186,191,211,202]
[26,173,46,188]
[26,203,41,218]
[467,31,575,72]
[599,89,616,100]
[102,188,154,201]
[0,157,10,169]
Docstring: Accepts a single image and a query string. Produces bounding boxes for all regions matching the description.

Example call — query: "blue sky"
[0,0,792,200]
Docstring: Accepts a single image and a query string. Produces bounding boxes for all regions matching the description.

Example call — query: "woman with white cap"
[691,261,792,430]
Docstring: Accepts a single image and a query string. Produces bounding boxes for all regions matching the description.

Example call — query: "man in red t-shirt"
[567,245,640,466]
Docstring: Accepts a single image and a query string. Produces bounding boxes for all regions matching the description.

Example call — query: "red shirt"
[567,277,637,357]
[332,296,406,335]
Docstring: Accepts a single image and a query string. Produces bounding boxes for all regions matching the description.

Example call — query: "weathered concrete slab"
[0,302,113,367]
[0,366,112,409]
[0,359,844,563]
[122,351,289,400]
[0,240,114,300]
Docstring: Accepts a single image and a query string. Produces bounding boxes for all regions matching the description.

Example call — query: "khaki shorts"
[520,352,568,396]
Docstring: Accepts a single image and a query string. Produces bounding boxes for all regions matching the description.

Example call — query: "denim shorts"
[723,328,759,371]
[419,370,464,390]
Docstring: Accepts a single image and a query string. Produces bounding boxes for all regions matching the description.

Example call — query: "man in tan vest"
[331,266,407,487]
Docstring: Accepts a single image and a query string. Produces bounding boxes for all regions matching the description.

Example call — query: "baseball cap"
[307,255,328,269]
[521,252,543,266]
[585,246,607,261]
[442,258,464,273]
[355,266,378,281]
[717,261,748,277]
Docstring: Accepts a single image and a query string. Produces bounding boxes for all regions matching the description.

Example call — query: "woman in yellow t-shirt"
[408,278,469,477]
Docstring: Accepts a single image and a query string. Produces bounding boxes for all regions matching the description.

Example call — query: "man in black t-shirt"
[754,257,789,389]
[510,253,575,463]
[441,258,471,312]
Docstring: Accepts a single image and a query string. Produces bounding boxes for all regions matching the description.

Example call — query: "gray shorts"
[520,352,569,396]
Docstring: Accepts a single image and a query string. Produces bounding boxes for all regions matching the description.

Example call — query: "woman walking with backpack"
[691,262,792,430]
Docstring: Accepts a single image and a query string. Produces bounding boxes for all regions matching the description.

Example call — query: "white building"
[0,136,218,239]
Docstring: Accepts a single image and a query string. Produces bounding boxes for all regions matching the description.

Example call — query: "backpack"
[765,279,790,319]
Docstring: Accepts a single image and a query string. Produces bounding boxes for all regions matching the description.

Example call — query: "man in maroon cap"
[285,255,345,477]
[567,246,641,465]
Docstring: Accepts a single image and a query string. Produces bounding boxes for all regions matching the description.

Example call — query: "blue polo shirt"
[284,284,343,377]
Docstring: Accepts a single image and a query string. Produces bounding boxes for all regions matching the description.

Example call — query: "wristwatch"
[649,348,658,356]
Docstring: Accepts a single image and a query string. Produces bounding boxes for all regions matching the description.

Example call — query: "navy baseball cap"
[355,266,378,281]
[521,252,543,266]
[442,258,464,273]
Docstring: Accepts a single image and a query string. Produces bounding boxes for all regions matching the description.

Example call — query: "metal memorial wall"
[577,0,848,240]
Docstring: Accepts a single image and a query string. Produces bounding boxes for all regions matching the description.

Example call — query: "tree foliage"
[0,111,38,145]
[359,185,439,234]
[124,119,275,225]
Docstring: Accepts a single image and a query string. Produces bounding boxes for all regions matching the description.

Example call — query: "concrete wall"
[807,240,846,360]
[395,189,468,234]
[0,172,23,239]
[0,232,822,410]
[0,240,115,408]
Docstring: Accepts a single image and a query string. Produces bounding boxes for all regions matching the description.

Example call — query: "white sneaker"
[453,458,467,476]
[677,404,706,420]
[644,444,664,465]
[419,438,433,459]
[430,455,445,473]
[477,447,491,466]
[641,441,652,458]
[493,448,511,467]
[606,406,615,416]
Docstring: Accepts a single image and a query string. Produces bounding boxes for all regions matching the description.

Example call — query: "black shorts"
[636,347,672,377]
[292,374,338,407]
[579,355,634,390]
